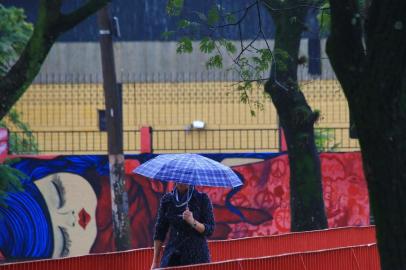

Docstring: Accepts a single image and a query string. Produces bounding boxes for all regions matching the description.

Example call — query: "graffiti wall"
[0,152,370,263]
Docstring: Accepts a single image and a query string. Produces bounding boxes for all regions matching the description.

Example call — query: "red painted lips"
[78,208,91,229]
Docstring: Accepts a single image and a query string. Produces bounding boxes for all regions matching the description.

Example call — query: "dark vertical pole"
[97,5,131,250]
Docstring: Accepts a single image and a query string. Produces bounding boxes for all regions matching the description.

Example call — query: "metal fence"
[153,128,281,153]
[9,127,359,154]
[9,130,139,154]
[14,73,348,129]
[7,72,358,154]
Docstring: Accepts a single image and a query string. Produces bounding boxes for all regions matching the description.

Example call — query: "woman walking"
[151,183,215,268]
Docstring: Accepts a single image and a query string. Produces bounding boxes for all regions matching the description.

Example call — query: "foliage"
[0,4,33,76]
[166,0,184,16]
[0,5,34,207]
[165,2,275,116]
[176,37,193,53]
[0,109,39,154]
[0,109,37,207]
[314,128,340,152]
[0,159,26,207]
[317,2,331,35]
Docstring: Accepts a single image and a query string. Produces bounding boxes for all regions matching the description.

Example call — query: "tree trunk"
[327,0,406,268]
[265,6,327,231]
[355,98,406,270]
[353,64,406,270]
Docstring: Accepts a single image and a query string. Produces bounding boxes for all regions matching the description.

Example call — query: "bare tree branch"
[262,0,326,12]
[212,1,257,28]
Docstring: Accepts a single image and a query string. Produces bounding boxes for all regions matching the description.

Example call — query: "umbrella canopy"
[133,153,242,188]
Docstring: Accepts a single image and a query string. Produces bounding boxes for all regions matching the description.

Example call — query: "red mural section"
[122,152,370,245]
[191,152,369,239]
[321,153,370,227]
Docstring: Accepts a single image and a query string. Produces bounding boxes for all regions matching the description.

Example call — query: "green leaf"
[253,100,264,111]
[237,56,249,67]
[225,13,237,24]
[205,54,223,69]
[199,37,215,53]
[207,6,220,26]
[224,41,236,54]
[177,19,191,29]
[237,81,253,92]
[241,69,253,80]
[239,90,249,103]
[0,163,27,207]
[161,30,175,40]
[176,37,193,53]
[315,128,340,152]
[166,0,184,16]
[318,3,331,34]
[252,56,261,65]
[260,49,273,61]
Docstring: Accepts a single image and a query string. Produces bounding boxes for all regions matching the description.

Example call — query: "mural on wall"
[0,152,370,263]
[0,129,7,162]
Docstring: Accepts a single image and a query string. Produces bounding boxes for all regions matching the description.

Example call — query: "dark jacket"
[153,190,215,267]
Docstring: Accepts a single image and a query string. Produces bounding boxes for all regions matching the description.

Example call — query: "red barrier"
[0,226,377,270]
[0,249,151,270]
[167,244,380,270]
[209,226,376,262]
[140,126,152,153]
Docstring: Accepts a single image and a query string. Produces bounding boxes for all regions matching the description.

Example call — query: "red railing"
[209,226,376,262]
[0,226,378,270]
[167,244,380,270]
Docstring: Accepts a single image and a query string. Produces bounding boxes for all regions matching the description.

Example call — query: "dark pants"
[167,250,182,267]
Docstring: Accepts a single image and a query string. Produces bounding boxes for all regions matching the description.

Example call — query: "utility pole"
[97,5,131,250]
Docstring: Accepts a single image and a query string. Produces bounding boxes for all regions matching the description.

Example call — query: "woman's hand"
[182,207,194,225]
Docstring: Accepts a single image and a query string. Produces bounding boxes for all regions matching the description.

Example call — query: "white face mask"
[34,173,97,258]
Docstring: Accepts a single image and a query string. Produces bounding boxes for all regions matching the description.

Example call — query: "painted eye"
[59,226,71,257]
[51,174,66,209]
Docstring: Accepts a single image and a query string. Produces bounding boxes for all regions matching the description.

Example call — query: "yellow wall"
[10,80,358,153]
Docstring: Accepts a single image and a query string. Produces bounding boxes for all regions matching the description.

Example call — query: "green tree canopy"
[0,4,33,76]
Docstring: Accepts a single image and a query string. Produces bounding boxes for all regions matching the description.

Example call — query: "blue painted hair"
[0,179,53,259]
[0,155,109,260]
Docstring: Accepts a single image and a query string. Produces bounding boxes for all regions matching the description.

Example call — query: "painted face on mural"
[34,173,97,258]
